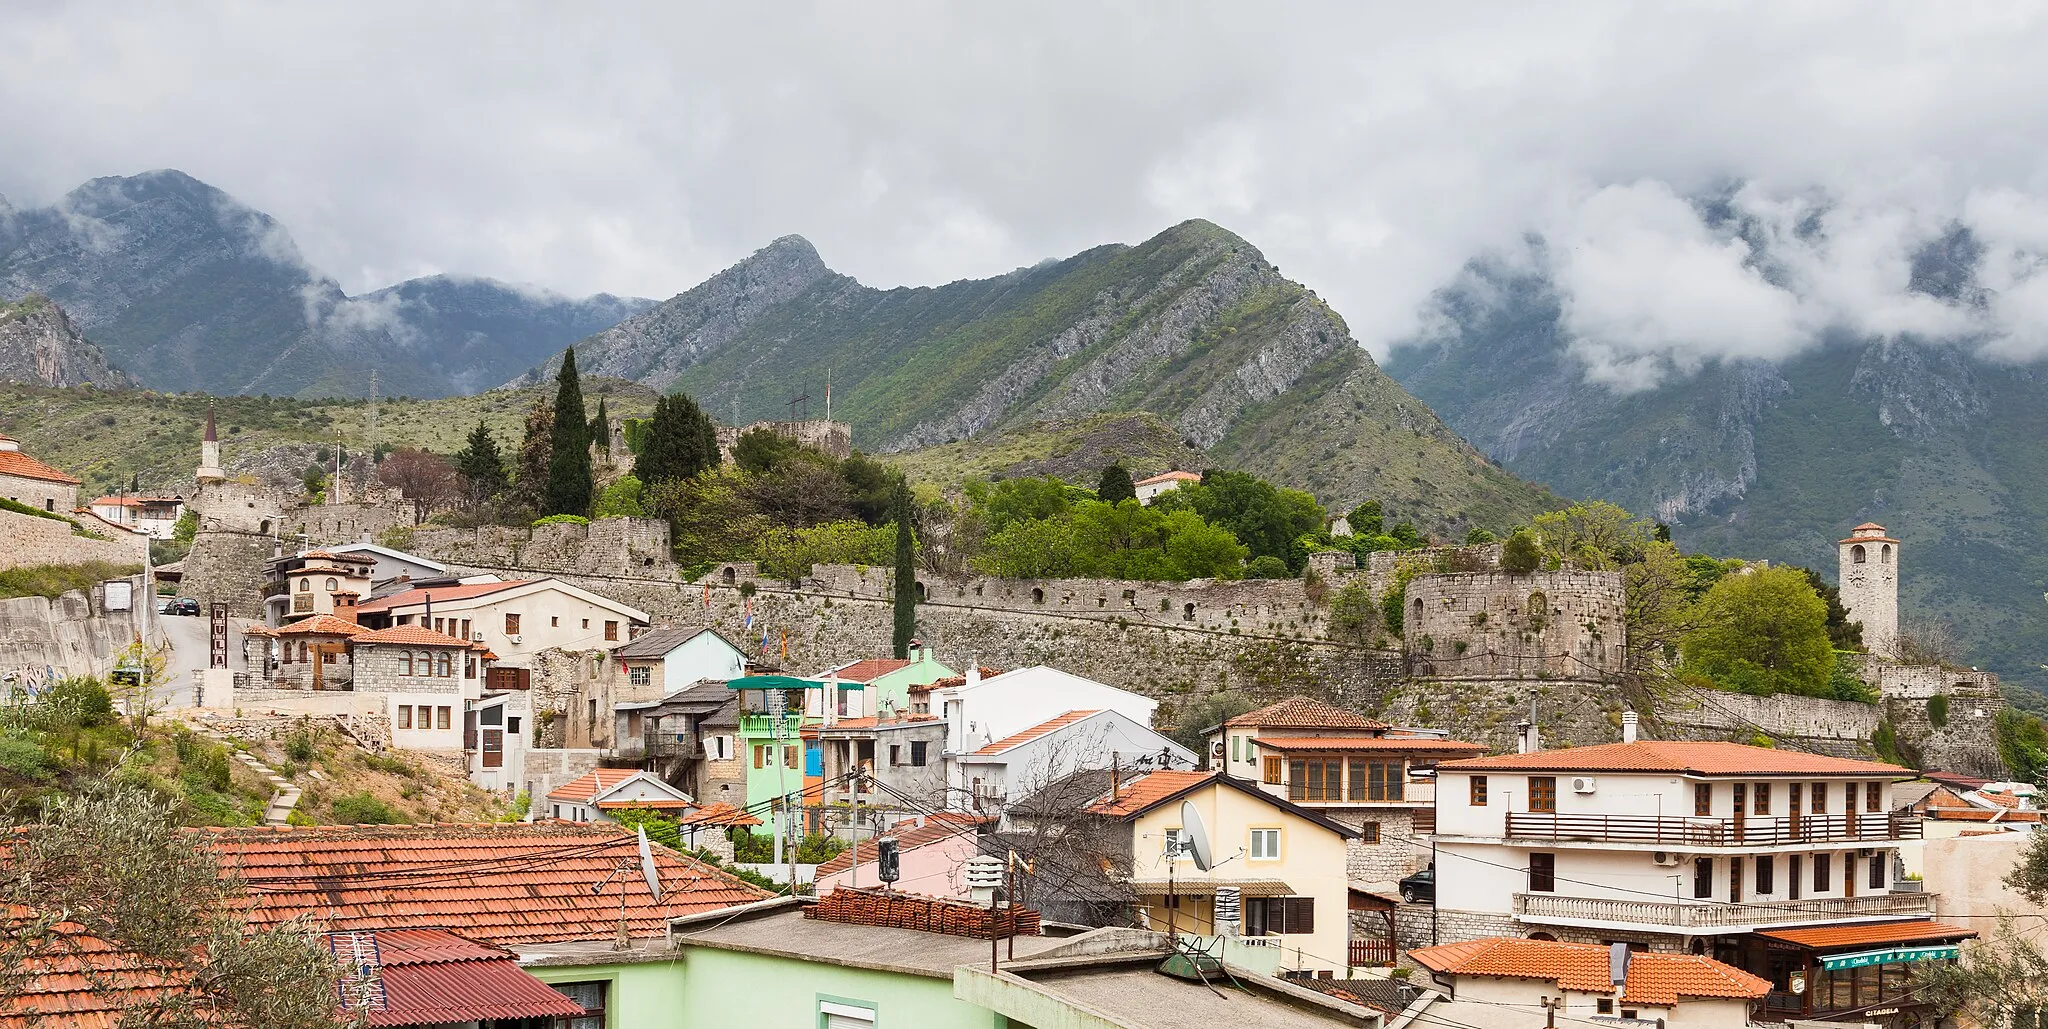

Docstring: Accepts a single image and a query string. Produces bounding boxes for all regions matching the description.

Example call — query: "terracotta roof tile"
[1086,770,1212,817]
[815,816,988,877]
[353,624,473,648]
[1440,741,1911,777]
[1225,696,1389,731]
[1410,937,1770,1005]
[973,710,1102,755]
[1255,736,1485,753]
[831,658,912,683]
[1135,471,1202,486]
[1929,808,2042,822]
[273,614,369,637]
[0,446,81,485]
[0,917,195,1029]
[354,580,535,614]
[679,802,762,828]
[546,768,644,803]
[207,822,772,945]
[1758,919,1976,950]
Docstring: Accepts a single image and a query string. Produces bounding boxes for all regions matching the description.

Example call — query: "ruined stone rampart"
[181,531,278,617]
[715,419,853,464]
[0,509,147,569]
[1402,571,1625,683]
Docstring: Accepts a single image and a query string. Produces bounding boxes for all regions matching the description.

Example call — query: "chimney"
[1622,709,1640,744]
[1514,720,1533,754]
[824,672,840,728]
[1609,942,1631,996]
[333,593,358,625]
[908,637,924,662]
[965,659,982,688]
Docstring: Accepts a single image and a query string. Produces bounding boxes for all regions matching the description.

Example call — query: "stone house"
[810,713,949,835]
[0,434,80,514]
[610,679,742,800]
[264,548,376,626]
[349,623,482,752]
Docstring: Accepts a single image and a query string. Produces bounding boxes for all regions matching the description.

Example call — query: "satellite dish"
[637,825,663,903]
[1178,799,1214,871]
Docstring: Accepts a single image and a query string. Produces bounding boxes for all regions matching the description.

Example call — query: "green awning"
[725,674,862,690]
[1820,944,1961,971]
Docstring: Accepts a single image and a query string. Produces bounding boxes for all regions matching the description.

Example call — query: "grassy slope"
[892,411,1202,488]
[0,379,656,494]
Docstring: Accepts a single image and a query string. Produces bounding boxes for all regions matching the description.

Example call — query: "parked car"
[1398,865,1435,905]
[163,598,201,616]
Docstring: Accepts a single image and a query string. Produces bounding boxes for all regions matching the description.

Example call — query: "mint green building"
[514,940,689,1029]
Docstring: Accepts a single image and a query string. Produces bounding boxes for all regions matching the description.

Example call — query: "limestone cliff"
[520,221,1559,532]
[0,294,133,388]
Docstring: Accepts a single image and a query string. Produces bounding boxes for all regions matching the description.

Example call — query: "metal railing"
[1505,811,1920,846]
[1514,890,1936,930]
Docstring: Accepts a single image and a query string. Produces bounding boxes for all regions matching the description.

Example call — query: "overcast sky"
[6,3,2048,384]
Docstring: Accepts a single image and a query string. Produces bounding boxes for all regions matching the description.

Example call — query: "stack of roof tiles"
[806,887,1039,940]
[208,821,772,945]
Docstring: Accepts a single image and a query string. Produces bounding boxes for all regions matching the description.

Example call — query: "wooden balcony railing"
[1505,811,1920,846]
[610,733,702,761]
[1348,939,1395,967]
[1514,890,1936,930]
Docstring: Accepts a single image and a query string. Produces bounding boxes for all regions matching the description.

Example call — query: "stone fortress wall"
[714,419,853,464]
[0,508,149,570]
[1402,571,1627,682]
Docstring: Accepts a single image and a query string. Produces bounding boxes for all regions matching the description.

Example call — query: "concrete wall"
[0,508,147,570]
[669,941,987,1029]
[0,574,155,684]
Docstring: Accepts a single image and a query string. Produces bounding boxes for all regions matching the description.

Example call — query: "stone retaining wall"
[0,508,147,570]
[0,575,154,684]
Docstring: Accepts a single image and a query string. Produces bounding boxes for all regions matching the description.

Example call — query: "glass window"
[1756,855,1775,895]
[1528,853,1555,893]
[1814,853,1832,892]
[1471,776,1488,806]
[1811,783,1827,813]
[910,741,927,767]
[399,651,413,676]
[1754,783,1772,815]
[435,652,451,677]
[1367,761,1405,802]
[297,578,310,593]
[1360,822,1381,845]
[605,620,620,641]
[1250,828,1280,859]
[436,707,450,729]
[1867,781,1882,812]
[1868,852,1886,889]
[1529,776,1557,813]
[505,613,521,634]
[1693,858,1713,899]
[551,981,606,1029]
[1694,782,1712,816]
[325,578,337,592]
[397,706,412,729]
[628,665,651,688]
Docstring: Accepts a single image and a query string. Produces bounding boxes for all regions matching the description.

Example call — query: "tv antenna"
[592,826,665,950]
[786,390,811,421]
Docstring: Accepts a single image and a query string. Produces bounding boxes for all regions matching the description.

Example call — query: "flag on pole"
[743,598,753,630]
[760,625,770,654]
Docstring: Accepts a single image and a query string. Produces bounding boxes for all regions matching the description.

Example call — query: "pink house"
[813,813,986,899]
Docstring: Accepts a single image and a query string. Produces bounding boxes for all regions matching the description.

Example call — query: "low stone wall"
[0,575,154,684]
[0,508,147,570]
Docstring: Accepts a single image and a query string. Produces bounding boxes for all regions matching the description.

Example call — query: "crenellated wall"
[1401,571,1626,683]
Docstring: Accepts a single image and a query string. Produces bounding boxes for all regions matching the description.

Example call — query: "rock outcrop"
[0,294,133,388]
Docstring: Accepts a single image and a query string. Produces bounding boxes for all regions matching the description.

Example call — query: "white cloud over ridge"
[3,2,2048,386]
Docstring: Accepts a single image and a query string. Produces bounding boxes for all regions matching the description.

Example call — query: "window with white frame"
[550,980,606,1029]
[627,665,651,689]
[819,1000,876,1029]
[1249,828,1280,860]
[1162,827,1190,859]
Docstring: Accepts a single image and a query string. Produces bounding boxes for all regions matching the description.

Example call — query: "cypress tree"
[590,396,611,454]
[636,392,721,487]
[545,348,592,516]
[513,399,553,510]
[1097,463,1136,505]
[891,480,916,659]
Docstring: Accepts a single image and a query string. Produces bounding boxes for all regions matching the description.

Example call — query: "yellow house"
[1088,770,1358,974]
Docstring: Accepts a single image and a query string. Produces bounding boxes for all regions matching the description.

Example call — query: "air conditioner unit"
[471,632,486,642]
[1211,741,1226,759]
[1571,776,1598,794]
[1856,847,1874,857]
[1653,851,1684,867]
[506,634,522,644]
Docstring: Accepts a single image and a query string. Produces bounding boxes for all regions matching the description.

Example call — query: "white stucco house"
[1133,469,1202,504]
[354,576,650,666]
[609,626,748,699]
[1411,938,1769,1028]
[325,541,449,591]
[543,768,693,823]
[933,665,1163,809]
[955,708,1194,815]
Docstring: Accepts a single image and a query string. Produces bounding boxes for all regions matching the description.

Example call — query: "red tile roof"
[87,496,182,507]
[0,916,194,1029]
[207,822,772,945]
[679,802,762,828]
[815,816,988,877]
[274,614,369,637]
[1255,736,1485,754]
[360,929,585,1027]
[1410,937,1771,1005]
[1086,771,1212,817]
[1440,741,1911,777]
[831,658,911,683]
[1225,696,1389,731]
[354,624,473,648]
[354,580,535,614]
[1758,919,1976,950]
[0,446,81,485]
[973,710,1102,755]
[546,768,644,803]
[1136,470,1203,486]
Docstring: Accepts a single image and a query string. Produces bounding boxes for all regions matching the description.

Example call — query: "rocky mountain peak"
[0,293,134,388]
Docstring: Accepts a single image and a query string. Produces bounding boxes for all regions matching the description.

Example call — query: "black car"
[164,598,201,616]
[1398,864,1435,905]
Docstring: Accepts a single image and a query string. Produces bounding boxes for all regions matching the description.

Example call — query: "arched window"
[325,578,338,592]
[259,519,271,534]
[1527,932,1558,942]
[1527,592,1547,617]
[1032,588,1045,605]
[722,566,737,585]
[1413,597,1425,618]
[915,581,928,601]
[297,578,311,593]
[1183,602,1196,621]
[399,651,413,675]
[1881,544,1892,564]
[1851,544,1866,564]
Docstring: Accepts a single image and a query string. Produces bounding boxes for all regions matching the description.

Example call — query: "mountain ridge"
[0,293,134,388]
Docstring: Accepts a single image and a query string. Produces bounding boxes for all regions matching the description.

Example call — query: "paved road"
[155,610,255,709]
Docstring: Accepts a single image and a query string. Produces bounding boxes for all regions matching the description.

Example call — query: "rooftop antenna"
[786,390,810,421]
[329,932,388,1013]
[824,369,832,422]
[592,826,664,950]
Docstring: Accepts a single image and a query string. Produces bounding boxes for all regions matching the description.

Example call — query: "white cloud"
[0,1,2045,384]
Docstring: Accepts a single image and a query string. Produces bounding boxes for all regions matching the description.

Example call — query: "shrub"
[0,562,145,600]
[43,676,115,728]
[1927,694,1950,730]
[0,737,50,780]
[1501,529,1542,574]
[532,514,589,528]
[330,792,401,825]
[284,726,318,762]
[1245,555,1291,579]
[729,830,776,863]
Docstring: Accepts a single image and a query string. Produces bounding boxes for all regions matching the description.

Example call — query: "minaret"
[1838,521,1900,658]
[196,406,226,483]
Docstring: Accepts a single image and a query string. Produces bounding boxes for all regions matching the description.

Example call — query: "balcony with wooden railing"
[1504,811,1919,847]
[1514,890,1936,932]
[608,732,703,762]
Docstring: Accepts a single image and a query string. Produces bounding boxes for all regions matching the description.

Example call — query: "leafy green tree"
[452,420,509,505]
[1245,555,1291,579]
[1681,565,1837,696]
[733,428,805,474]
[1995,708,2048,788]
[756,521,895,581]
[1463,527,1499,545]
[1096,464,1137,505]
[589,396,611,454]
[635,392,721,487]
[974,476,1083,534]
[1381,577,1409,638]
[646,469,774,569]
[592,475,646,518]
[1158,509,1247,580]
[1348,501,1385,536]
[1916,919,2048,1025]
[1532,500,1657,569]
[839,452,900,526]
[1623,542,1703,670]
[1501,529,1543,573]
[973,517,1079,578]
[1169,470,1324,573]
[1797,567,1864,651]
[543,347,593,517]
[1163,690,1257,756]
[891,482,916,659]
[1328,579,1379,643]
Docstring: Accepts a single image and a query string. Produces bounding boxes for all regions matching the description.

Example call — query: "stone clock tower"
[1838,522,1899,658]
